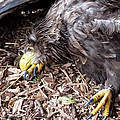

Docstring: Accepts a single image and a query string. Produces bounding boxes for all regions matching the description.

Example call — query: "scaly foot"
[84,88,112,120]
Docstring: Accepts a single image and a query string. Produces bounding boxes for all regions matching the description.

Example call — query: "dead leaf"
[8,67,21,74]
[8,97,17,109]
[12,99,24,114]
[7,86,20,93]
[59,109,72,119]
[6,74,20,81]
[80,84,88,93]
[0,70,3,79]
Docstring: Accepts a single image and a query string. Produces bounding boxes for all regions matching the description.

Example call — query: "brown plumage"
[30,0,120,95]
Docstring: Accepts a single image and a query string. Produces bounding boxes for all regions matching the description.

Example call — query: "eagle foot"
[19,47,44,79]
[84,89,112,120]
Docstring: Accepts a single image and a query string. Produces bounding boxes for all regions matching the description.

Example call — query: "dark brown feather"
[31,0,120,95]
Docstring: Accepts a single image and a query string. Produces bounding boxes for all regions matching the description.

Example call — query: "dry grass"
[0,55,120,119]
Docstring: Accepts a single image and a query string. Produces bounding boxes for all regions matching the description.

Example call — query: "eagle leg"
[19,47,44,79]
[85,89,112,120]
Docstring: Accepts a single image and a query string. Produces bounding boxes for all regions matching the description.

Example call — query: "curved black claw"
[102,116,107,120]
[84,98,94,107]
[86,113,93,120]
[33,66,38,77]
[24,71,28,79]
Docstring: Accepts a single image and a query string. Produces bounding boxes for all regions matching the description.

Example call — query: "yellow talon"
[91,89,110,115]
[37,63,44,72]
[27,64,36,74]
[19,47,45,78]
[103,90,112,117]
[92,89,105,103]
[86,89,112,120]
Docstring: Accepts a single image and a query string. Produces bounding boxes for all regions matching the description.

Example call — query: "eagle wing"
[61,1,120,91]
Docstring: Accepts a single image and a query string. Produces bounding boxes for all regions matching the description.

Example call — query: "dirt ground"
[0,4,120,120]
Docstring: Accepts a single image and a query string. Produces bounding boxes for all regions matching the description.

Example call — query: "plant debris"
[0,60,120,119]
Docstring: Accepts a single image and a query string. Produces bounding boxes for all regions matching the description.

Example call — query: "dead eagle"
[1,0,120,119]
[20,0,120,119]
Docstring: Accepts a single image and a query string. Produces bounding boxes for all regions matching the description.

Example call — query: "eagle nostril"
[18,50,24,56]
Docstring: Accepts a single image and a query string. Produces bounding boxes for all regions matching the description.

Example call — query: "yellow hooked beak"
[19,48,44,79]
[19,51,36,72]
